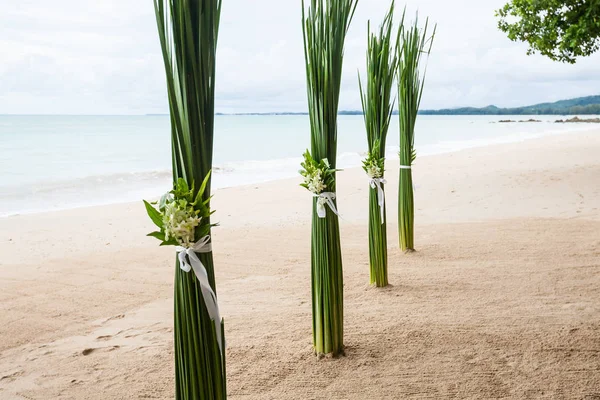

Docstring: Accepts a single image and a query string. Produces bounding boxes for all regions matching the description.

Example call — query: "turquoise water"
[0,114,597,216]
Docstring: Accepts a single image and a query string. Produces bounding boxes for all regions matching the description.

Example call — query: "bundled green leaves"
[153,0,225,398]
[397,14,435,252]
[362,141,388,286]
[358,2,397,286]
[301,0,357,356]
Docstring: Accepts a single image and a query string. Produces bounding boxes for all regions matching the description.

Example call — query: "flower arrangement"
[362,141,385,180]
[143,175,214,248]
[300,151,339,217]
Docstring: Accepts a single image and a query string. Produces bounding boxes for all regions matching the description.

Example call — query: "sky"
[1,0,599,115]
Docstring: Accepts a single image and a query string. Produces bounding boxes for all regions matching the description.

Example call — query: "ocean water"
[0,114,597,217]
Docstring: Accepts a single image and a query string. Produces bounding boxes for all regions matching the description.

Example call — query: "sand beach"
[0,130,599,399]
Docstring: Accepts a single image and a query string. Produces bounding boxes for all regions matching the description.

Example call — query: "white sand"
[0,131,599,399]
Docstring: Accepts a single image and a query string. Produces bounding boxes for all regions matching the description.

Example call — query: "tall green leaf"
[153,0,226,398]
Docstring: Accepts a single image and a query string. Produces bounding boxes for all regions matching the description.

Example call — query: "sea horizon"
[1,113,599,218]
[2,94,599,117]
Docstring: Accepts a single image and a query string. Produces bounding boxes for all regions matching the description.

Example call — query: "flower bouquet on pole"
[358,3,398,287]
[301,0,357,357]
[362,141,389,286]
[397,15,435,253]
[300,151,339,219]
[148,0,226,398]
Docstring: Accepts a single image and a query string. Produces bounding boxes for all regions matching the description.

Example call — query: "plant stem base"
[174,252,226,400]
[316,347,346,359]
[398,169,415,252]
[368,187,388,287]
[311,200,344,357]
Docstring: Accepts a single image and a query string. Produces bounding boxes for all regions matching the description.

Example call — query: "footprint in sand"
[82,348,95,356]
[0,370,24,383]
[104,314,125,323]
[81,345,120,356]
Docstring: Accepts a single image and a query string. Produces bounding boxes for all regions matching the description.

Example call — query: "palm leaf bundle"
[301,0,357,356]
[151,0,226,398]
[359,3,398,287]
[397,14,435,252]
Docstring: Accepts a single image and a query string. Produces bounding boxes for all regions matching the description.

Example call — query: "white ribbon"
[315,192,339,218]
[369,178,386,223]
[176,236,224,354]
[398,165,417,190]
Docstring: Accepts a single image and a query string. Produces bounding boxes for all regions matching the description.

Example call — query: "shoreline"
[3,127,598,219]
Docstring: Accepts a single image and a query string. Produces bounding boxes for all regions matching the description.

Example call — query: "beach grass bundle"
[359,2,398,287]
[301,0,357,356]
[152,0,226,398]
[397,14,435,252]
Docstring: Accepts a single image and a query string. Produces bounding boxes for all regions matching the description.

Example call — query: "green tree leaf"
[496,0,600,63]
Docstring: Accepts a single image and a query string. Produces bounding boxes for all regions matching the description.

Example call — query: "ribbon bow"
[315,192,339,218]
[369,178,386,223]
[176,236,224,354]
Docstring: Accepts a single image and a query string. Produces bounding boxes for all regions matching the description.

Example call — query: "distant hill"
[148,95,600,116]
[420,95,600,115]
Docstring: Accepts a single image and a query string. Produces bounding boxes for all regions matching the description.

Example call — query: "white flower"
[366,164,382,179]
[162,201,202,247]
[306,170,326,194]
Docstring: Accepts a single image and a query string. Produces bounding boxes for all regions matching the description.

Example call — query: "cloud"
[1,0,599,114]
